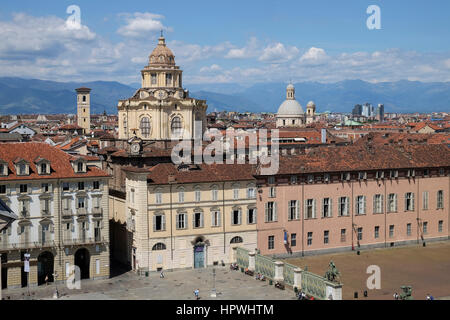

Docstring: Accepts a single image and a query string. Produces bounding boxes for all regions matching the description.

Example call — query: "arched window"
[152,243,166,251]
[140,117,151,138]
[230,236,243,244]
[171,116,182,138]
[82,96,86,102]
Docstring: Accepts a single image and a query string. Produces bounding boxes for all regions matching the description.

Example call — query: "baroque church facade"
[117,35,207,141]
[276,84,317,128]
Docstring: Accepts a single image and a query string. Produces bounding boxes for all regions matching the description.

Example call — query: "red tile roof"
[0,143,109,181]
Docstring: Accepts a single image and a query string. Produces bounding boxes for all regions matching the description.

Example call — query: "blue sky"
[0,0,449,85]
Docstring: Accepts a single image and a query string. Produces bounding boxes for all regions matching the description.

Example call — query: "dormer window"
[14,159,29,176]
[78,162,83,172]
[72,159,87,173]
[35,157,50,175]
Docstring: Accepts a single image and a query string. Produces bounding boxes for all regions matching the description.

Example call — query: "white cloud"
[299,47,328,65]
[200,64,222,73]
[225,37,259,59]
[117,12,167,38]
[259,43,299,63]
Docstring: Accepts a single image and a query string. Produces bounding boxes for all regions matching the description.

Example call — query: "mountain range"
[0,77,449,115]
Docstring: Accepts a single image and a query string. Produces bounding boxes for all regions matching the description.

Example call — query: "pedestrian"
[426,294,434,300]
[194,289,199,300]
[393,292,399,300]
[45,274,49,286]
[160,270,165,278]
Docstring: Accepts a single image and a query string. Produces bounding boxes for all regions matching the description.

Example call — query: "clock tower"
[117,33,207,141]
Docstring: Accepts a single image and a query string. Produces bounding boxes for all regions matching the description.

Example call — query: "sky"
[0,0,449,86]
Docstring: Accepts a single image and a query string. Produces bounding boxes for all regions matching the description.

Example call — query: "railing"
[301,271,327,300]
[62,236,107,246]
[236,247,249,268]
[283,262,297,286]
[0,240,56,251]
[255,254,275,279]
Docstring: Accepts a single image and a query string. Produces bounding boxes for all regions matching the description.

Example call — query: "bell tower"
[76,87,91,134]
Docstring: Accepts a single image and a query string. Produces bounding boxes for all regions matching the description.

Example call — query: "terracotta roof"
[260,144,450,175]
[142,163,257,185]
[0,143,109,181]
[353,132,450,146]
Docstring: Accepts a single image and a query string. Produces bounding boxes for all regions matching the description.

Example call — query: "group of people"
[255,273,265,281]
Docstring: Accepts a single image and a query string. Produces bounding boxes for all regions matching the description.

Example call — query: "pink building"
[255,144,450,257]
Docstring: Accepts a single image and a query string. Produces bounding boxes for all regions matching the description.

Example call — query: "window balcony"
[76,207,87,215]
[62,236,107,246]
[0,240,56,250]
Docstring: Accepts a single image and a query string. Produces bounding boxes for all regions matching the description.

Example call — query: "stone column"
[274,261,284,282]
[293,268,302,290]
[248,252,255,272]
[326,282,343,300]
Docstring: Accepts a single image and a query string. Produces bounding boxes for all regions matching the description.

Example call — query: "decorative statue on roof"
[325,261,340,283]
[399,286,413,300]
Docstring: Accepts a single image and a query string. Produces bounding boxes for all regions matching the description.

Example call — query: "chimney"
[321,128,327,144]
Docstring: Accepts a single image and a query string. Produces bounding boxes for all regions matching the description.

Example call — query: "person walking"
[160,270,165,278]
[393,292,399,300]
[194,289,200,300]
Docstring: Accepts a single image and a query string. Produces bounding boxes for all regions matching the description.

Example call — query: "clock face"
[131,143,140,154]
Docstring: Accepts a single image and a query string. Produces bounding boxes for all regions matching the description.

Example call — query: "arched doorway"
[75,248,90,280]
[193,237,205,269]
[37,251,54,286]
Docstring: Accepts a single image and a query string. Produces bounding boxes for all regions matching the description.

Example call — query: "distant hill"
[0,77,136,115]
[0,77,448,115]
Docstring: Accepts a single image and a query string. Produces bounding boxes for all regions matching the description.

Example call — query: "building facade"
[0,143,110,289]
[117,35,207,141]
[121,163,257,272]
[255,144,450,257]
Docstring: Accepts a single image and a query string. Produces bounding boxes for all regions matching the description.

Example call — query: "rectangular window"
[338,197,349,216]
[166,73,172,86]
[151,73,157,85]
[405,192,414,211]
[307,232,313,246]
[389,225,394,238]
[376,171,384,179]
[268,236,274,250]
[269,187,276,198]
[94,221,101,241]
[437,190,444,209]
[247,208,256,224]
[247,187,256,199]
[265,202,277,222]
[268,176,275,185]
[212,189,218,201]
[407,223,412,236]
[93,181,100,190]
[154,215,165,231]
[78,182,84,190]
[438,220,443,233]
[374,226,380,239]
[423,169,429,177]
[359,172,367,180]
[155,192,162,204]
[0,185,5,194]
[305,199,315,219]
[176,213,186,229]
[422,191,429,210]
[388,194,397,212]
[195,190,201,202]
[63,182,70,191]
[324,230,329,244]
[288,200,299,220]
[423,221,428,235]
[373,194,383,214]
[357,227,363,241]
[178,190,184,203]
[341,229,346,242]
[322,198,331,218]
[42,183,49,193]
[291,233,297,247]
[390,170,398,178]
[233,188,239,200]
[290,176,297,184]
[20,184,28,193]
[232,210,241,225]
[194,212,203,228]
[356,195,366,215]
[77,197,85,209]
[211,211,220,227]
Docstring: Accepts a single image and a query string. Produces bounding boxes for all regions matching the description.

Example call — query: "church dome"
[277,100,304,115]
[149,36,175,66]
[277,83,304,115]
